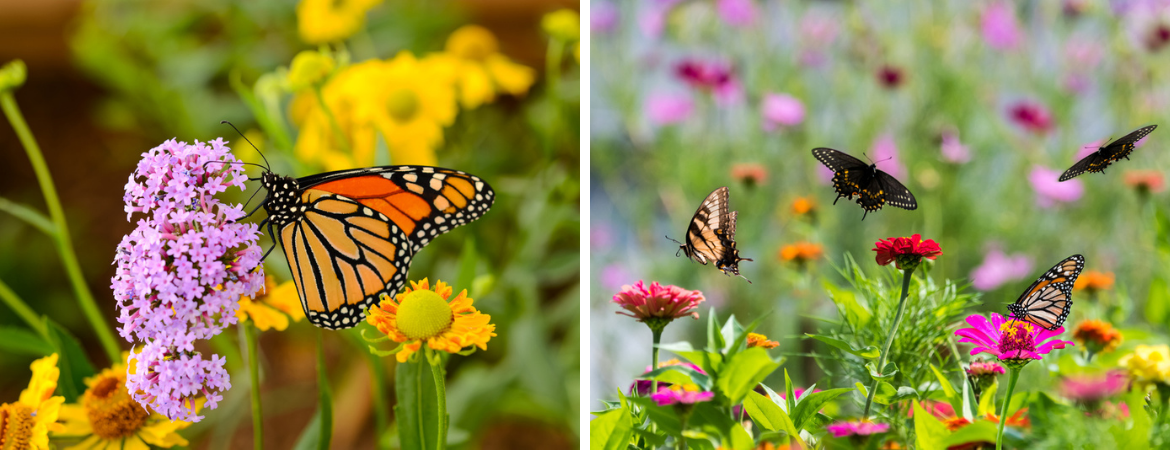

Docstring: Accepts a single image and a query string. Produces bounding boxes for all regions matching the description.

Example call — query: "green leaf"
[1114,385,1152,450]
[790,388,853,431]
[45,319,96,402]
[589,408,633,450]
[292,408,324,450]
[396,358,443,450]
[976,381,998,416]
[870,382,915,405]
[743,391,801,445]
[959,373,977,420]
[0,196,54,237]
[641,365,712,390]
[806,334,880,359]
[726,312,771,356]
[929,363,957,399]
[783,369,796,415]
[1147,277,1169,326]
[866,362,898,381]
[913,400,951,449]
[628,397,681,437]
[720,314,743,353]
[823,280,872,328]
[0,326,54,356]
[716,348,781,406]
[707,307,724,352]
[941,420,998,447]
[658,341,721,374]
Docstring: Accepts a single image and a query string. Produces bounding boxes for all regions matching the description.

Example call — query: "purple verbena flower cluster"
[113,138,264,422]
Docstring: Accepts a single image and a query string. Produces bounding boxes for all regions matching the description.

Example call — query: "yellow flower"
[53,354,196,449]
[237,276,305,331]
[428,25,536,109]
[366,278,496,363]
[1120,344,1170,390]
[286,50,336,91]
[542,9,581,42]
[0,354,65,450]
[296,0,383,44]
[292,52,457,170]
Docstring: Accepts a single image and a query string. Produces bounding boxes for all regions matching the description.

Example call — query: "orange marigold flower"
[943,416,971,431]
[731,163,768,187]
[1074,270,1114,293]
[779,242,823,264]
[1073,319,1123,354]
[366,278,496,363]
[791,197,815,216]
[983,408,1030,429]
[747,332,779,349]
[1123,170,1165,194]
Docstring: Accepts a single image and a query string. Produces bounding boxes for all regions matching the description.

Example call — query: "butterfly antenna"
[201,160,268,173]
[665,235,683,246]
[221,120,271,171]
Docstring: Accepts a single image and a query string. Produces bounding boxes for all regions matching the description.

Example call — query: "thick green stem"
[0,91,120,364]
[369,354,390,450]
[316,329,333,450]
[996,367,1022,450]
[244,322,264,450]
[863,267,915,417]
[427,350,449,450]
[651,327,664,396]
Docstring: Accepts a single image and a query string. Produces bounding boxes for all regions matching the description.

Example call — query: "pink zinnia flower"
[940,130,971,164]
[613,281,705,323]
[638,0,682,38]
[955,313,1074,363]
[872,234,942,270]
[675,58,742,106]
[631,359,706,396]
[1061,370,1128,402]
[871,133,906,180]
[826,420,890,438]
[717,0,756,27]
[761,93,805,131]
[1030,166,1083,208]
[982,2,1022,51]
[1008,100,1054,134]
[651,385,714,406]
[968,359,1007,377]
[645,92,694,126]
[876,65,904,89]
[592,0,619,34]
[970,248,1033,291]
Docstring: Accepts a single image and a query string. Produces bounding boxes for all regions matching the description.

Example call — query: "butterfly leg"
[861,209,868,221]
[245,200,266,219]
[833,194,842,205]
[259,222,278,263]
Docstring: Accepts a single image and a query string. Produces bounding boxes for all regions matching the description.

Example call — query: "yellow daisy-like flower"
[292,52,457,170]
[366,278,496,363]
[53,354,197,450]
[286,50,336,92]
[428,25,536,109]
[1120,344,1170,390]
[296,0,383,44]
[0,354,65,450]
[541,9,581,42]
[236,276,305,332]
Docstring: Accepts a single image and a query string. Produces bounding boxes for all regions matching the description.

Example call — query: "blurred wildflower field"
[590,1,1170,449]
[0,0,579,448]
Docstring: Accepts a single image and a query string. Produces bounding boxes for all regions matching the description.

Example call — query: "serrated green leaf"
[806,334,880,359]
[589,408,633,450]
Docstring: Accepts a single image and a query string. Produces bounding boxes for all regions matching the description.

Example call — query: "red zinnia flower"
[1008,101,1053,134]
[876,65,904,89]
[872,234,942,270]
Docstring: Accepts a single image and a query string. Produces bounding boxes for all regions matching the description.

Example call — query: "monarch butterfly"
[1006,254,1084,331]
[1059,125,1157,182]
[257,165,494,330]
[811,148,917,220]
[666,186,753,283]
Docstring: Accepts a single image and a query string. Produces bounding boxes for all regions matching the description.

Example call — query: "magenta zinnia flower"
[1061,370,1128,402]
[613,281,705,324]
[1008,100,1054,134]
[826,419,890,438]
[650,385,714,406]
[872,234,942,270]
[114,138,264,421]
[970,248,1033,291]
[940,130,970,164]
[955,313,1074,364]
[645,92,694,126]
[716,0,756,27]
[982,2,1022,51]
[761,93,805,131]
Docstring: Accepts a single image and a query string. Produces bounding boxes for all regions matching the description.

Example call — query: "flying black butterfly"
[811,148,917,220]
[666,187,753,283]
[1059,125,1157,182]
[1006,254,1085,331]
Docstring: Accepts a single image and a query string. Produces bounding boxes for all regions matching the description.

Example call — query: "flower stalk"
[316,329,333,450]
[651,326,664,396]
[996,366,1022,450]
[426,348,450,450]
[0,68,121,364]
[244,321,264,450]
[863,267,914,417]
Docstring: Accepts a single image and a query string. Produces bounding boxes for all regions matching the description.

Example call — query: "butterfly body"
[670,186,752,282]
[812,148,917,220]
[260,166,494,329]
[1059,125,1156,181]
[1006,254,1084,330]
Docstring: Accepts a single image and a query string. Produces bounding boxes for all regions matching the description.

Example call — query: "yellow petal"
[19,354,60,407]
[54,403,94,437]
[486,55,536,96]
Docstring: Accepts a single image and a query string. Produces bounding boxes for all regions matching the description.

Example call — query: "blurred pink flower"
[1061,371,1128,402]
[675,58,742,106]
[827,420,890,438]
[717,0,756,27]
[982,2,1022,51]
[613,280,705,322]
[1065,38,1104,67]
[638,0,682,38]
[1148,23,1170,52]
[970,248,1033,291]
[876,65,904,89]
[967,359,1007,377]
[592,0,619,34]
[817,165,835,184]
[940,130,970,164]
[645,92,694,126]
[761,93,805,131]
[871,133,906,180]
[955,313,1074,363]
[600,264,633,293]
[1008,100,1054,134]
[651,385,714,406]
[1030,166,1083,207]
[798,10,839,67]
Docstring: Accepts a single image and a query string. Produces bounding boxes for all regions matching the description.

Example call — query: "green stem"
[0,277,47,338]
[369,353,390,450]
[651,327,663,396]
[244,321,264,450]
[316,329,333,450]
[996,367,1022,450]
[677,410,688,450]
[313,86,352,154]
[862,267,915,417]
[427,350,449,450]
[0,91,120,364]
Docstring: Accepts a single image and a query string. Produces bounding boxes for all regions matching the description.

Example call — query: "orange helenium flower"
[1073,319,1123,354]
[747,333,779,349]
[1074,270,1114,293]
[366,279,496,363]
[779,242,823,264]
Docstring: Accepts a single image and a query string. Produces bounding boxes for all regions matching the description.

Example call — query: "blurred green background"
[590,0,1170,410]
[0,0,579,448]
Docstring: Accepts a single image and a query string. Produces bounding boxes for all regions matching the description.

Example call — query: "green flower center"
[386,88,420,122]
[397,290,453,340]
